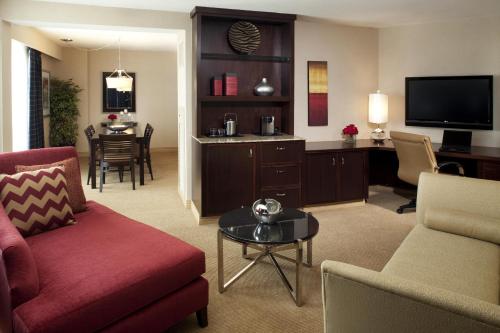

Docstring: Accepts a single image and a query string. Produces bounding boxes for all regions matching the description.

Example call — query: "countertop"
[193,134,304,144]
[306,139,500,161]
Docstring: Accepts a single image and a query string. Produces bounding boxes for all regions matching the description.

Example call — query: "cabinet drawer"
[261,165,300,187]
[479,161,500,181]
[261,188,301,208]
[261,141,301,164]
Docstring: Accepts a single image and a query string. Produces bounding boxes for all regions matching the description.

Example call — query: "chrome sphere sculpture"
[252,198,283,224]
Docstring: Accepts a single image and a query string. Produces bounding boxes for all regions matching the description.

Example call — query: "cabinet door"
[304,152,337,204]
[338,151,366,201]
[204,143,256,216]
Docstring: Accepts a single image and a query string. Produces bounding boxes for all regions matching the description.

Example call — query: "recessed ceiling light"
[60,38,73,43]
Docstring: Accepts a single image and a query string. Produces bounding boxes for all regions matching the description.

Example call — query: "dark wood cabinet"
[304,150,368,205]
[200,140,304,217]
[478,160,500,181]
[337,151,367,201]
[259,140,304,209]
[203,143,256,216]
[304,152,337,204]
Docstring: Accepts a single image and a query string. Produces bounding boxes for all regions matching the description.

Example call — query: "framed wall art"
[307,61,328,126]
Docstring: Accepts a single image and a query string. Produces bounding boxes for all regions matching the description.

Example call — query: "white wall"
[379,16,500,147]
[295,18,379,141]
[88,49,178,150]
[48,47,89,152]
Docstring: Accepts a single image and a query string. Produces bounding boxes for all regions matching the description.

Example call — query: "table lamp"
[368,90,388,143]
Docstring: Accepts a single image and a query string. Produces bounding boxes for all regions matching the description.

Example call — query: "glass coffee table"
[217,207,319,306]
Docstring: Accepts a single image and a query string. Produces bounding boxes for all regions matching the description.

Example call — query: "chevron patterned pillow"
[0,166,75,237]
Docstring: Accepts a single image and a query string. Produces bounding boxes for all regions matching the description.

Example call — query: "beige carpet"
[82,152,416,333]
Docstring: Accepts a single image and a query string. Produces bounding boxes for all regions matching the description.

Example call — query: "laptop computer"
[439,130,472,153]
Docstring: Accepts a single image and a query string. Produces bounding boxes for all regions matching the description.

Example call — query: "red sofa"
[0,147,208,333]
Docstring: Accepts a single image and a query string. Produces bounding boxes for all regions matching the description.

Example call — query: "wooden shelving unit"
[192,7,296,136]
[199,96,290,103]
[201,53,291,63]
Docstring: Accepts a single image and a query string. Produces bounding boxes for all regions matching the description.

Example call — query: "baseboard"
[189,202,219,225]
[303,200,366,213]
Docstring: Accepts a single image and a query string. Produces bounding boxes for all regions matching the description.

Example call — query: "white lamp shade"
[106,76,133,92]
[116,77,133,92]
[368,91,388,124]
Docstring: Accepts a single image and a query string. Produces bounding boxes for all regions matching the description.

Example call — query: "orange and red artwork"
[308,61,328,126]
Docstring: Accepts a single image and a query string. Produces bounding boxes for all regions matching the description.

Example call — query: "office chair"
[390,131,464,214]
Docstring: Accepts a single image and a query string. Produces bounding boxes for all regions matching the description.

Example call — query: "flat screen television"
[405,75,493,130]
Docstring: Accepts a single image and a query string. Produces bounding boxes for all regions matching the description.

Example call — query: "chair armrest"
[321,260,500,333]
[0,251,12,333]
[437,161,465,176]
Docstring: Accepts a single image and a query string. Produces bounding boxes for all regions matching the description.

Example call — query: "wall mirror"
[102,72,136,112]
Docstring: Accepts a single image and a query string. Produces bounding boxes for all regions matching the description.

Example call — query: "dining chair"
[99,134,137,192]
[137,123,154,180]
[84,125,98,185]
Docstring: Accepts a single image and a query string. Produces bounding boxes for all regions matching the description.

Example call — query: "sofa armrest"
[321,260,500,333]
[0,251,12,333]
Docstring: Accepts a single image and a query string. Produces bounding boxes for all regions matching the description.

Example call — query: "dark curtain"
[28,48,44,149]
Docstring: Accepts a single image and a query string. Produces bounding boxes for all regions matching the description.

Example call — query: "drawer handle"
[332,157,336,166]
[341,157,345,166]
[276,193,287,197]
[276,146,286,151]
[276,169,287,175]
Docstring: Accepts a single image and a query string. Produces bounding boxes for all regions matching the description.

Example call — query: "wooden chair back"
[99,134,136,163]
[144,123,154,151]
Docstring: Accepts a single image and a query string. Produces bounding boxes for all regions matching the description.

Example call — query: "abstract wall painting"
[307,61,328,126]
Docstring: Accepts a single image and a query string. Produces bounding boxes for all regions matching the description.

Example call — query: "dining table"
[89,126,145,189]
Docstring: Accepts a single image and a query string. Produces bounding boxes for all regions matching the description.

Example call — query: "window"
[11,39,29,152]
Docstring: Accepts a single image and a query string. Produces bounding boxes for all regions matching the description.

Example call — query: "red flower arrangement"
[342,124,358,136]
[107,114,118,121]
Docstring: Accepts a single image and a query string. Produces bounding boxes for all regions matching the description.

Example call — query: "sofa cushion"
[16,157,87,213]
[0,205,39,308]
[424,207,500,245]
[13,201,205,333]
[382,224,500,304]
[0,167,76,237]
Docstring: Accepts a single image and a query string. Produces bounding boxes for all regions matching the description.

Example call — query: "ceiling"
[36,0,500,27]
[36,26,179,51]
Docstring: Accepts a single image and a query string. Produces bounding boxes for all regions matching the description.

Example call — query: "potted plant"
[49,78,82,147]
[342,124,358,143]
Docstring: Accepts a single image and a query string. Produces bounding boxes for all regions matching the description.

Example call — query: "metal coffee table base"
[217,230,313,307]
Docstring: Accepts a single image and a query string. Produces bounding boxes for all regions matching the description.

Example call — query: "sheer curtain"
[11,40,29,152]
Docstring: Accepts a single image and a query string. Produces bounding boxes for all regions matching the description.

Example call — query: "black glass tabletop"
[219,207,319,245]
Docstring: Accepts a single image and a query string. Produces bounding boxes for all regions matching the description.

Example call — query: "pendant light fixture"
[106,38,133,92]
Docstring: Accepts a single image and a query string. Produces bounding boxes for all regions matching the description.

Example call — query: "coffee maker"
[260,115,275,136]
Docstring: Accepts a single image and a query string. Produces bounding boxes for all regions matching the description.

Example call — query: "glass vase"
[344,134,356,144]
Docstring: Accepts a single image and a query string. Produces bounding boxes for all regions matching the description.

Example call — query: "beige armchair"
[322,173,500,333]
[390,131,464,213]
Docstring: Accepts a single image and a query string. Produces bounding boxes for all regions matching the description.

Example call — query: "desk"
[90,127,145,189]
[304,139,500,205]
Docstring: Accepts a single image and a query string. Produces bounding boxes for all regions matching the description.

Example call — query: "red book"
[223,73,238,96]
[211,76,222,96]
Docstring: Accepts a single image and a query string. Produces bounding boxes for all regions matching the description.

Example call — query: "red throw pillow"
[16,157,87,213]
[0,166,76,237]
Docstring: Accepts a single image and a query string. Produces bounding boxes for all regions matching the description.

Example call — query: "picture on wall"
[307,61,328,126]
[42,71,50,116]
